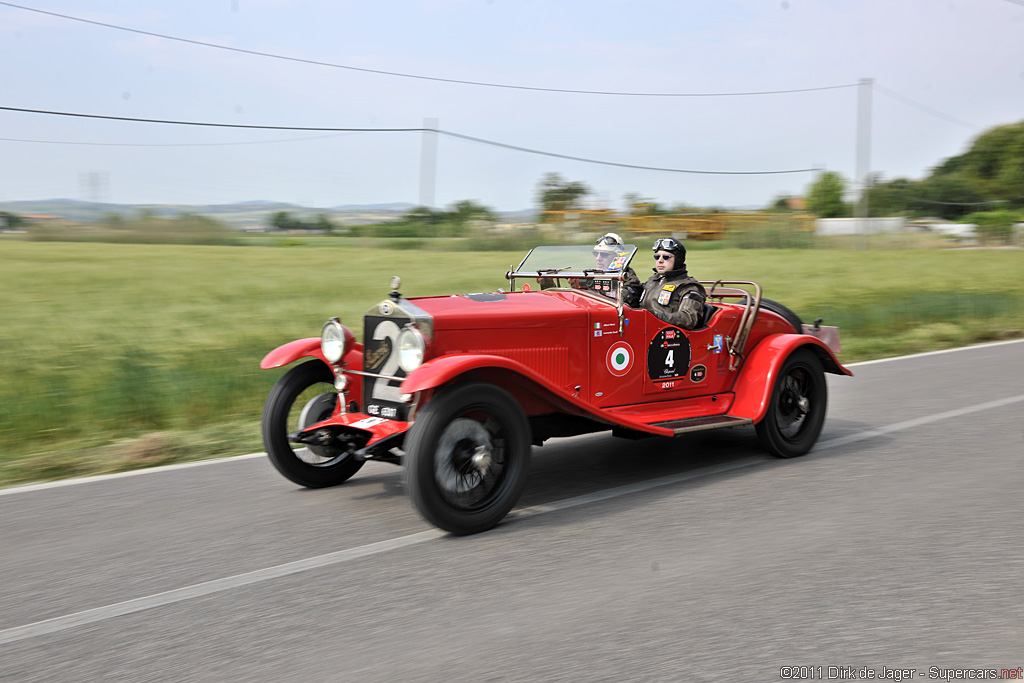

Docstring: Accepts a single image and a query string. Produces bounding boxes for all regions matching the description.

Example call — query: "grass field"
[2,240,1022,487]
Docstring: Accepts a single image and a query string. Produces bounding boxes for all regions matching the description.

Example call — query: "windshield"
[514,244,638,277]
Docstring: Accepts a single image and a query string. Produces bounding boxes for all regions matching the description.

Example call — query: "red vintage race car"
[260,243,851,535]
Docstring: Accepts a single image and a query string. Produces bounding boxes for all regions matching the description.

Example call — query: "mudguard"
[261,338,365,410]
[260,337,364,370]
[401,354,549,395]
[729,334,853,424]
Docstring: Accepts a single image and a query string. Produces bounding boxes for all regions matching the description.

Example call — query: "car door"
[640,305,740,399]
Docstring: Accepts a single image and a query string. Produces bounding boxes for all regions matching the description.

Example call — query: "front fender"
[261,338,323,369]
[400,354,561,395]
[729,334,852,423]
[260,338,364,370]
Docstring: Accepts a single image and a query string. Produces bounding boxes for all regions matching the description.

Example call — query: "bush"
[960,210,1023,245]
[28,214,241,246]
[725,215,817,249]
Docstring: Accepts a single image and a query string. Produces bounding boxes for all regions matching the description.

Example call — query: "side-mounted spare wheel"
[755,348,827,458]
[404,382,531,535]
[262,360,364,488]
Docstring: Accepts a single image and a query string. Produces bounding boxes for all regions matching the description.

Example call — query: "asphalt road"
[2,340,1022,682]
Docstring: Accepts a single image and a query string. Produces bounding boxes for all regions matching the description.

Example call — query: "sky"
[1,0,1022,212]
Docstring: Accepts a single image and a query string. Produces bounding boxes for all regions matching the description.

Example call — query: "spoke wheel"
[755,349,827,458]
[405,383,530,535]
[262,360,364,487]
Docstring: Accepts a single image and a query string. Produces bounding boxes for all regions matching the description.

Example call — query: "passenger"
[638,237,706,329]
[538,232,639,296]
[588,232,641,298]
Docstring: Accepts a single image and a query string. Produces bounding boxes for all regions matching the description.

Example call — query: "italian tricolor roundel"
[606,342,634,376]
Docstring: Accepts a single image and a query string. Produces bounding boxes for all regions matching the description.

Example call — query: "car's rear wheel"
[404,382,531,535]
[262,360,364,488]
[759,298,803,333]
[755,348,826,458]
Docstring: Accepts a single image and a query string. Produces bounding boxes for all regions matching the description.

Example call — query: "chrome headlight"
[396,326,426,372]
[321,319,348,363]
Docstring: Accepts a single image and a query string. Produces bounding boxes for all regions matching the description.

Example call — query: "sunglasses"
[653,253,673,261]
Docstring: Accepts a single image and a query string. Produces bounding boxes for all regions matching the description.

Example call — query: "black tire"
[755,349,827,458]
[759,298,803,333]
[404,382,531,535]
[261,360,364,488]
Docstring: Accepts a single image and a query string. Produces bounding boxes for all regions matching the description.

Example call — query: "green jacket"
[639,267,706,329]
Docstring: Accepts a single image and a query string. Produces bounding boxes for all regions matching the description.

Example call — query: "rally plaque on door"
[647,327,691,380]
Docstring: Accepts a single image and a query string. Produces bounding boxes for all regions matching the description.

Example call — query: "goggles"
[595,235,620,247]
[652,237,682,252]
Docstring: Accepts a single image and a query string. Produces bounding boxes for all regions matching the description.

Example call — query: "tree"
[269,211,294,231]
[314,214,334,232]
[915,174,987,220]
[446,200,494,225]
[931,121,1024,208]
[402,206,444,225]
[806,171,849,218]
[536,173,590,220]
[864,176,918,217]
[1,211,25,229]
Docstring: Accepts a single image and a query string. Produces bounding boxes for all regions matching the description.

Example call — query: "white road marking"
[0,453,266,497]
[2,389,1023,646]
[2,337,1020,497]
[817,393,1024,450]
[0,530,443,646]
[845,337,1023,367]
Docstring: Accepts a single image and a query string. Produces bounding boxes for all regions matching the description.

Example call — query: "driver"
[638,237,706,329]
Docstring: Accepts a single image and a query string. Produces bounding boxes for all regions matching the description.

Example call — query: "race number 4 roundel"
[646,327,691,380]
[606,342,634,377]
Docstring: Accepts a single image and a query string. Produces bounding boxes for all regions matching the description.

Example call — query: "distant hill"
[0,199,533,228]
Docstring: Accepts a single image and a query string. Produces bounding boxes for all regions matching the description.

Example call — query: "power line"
[439,129,816,174]
[0,105,421,131]
[0,1,858,98]
[0,105,819,175]
[0,132,356,147]
[874,83,981,131]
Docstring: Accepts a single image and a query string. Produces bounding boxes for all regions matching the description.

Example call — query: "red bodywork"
[262,288,851,450]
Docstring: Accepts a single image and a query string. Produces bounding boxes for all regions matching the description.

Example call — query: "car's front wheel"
[755,348,827,458]
[262,360,364,488]
[404,382,531,535]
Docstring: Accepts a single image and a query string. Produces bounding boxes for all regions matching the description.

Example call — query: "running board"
[649,415,753,435]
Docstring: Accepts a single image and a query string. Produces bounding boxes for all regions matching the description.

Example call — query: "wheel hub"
[471,445,493,473]
[435,418,494,495]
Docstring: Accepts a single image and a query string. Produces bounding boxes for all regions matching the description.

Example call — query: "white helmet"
[593,232,624,254]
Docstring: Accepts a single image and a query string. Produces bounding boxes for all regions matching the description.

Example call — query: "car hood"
[408,290,593,331]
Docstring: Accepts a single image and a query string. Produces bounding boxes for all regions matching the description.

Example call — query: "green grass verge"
[1,242,1022,487]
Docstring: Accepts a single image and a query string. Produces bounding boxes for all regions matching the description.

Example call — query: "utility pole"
[419,118,438,209]
[855,77,873,248]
